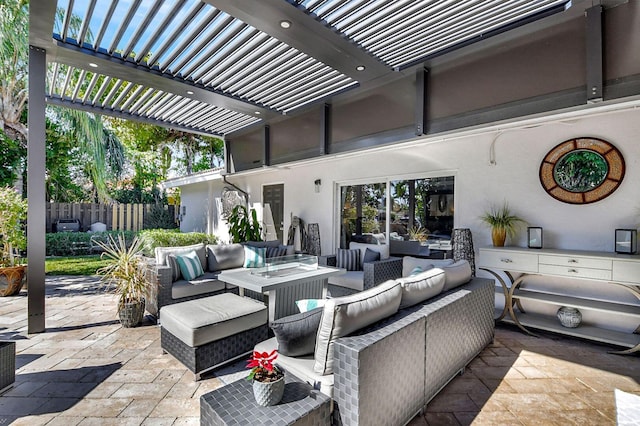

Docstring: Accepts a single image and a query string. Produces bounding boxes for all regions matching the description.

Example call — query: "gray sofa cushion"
[314,279,402,375]
[171,272,226,299]
[349,242,390,264]
[327,270,364,291]
[206,243,244,271]
[155,243,206,278]
[244,240,281,248]
[402,256,454,277]
[160,293,267,347]
[270,307,323,357]
[441,260,472,292]
[397,268,446,309]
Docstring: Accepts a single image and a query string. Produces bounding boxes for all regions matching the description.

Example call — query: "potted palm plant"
[0,187,27,297]
[247,350,285,406]
[227,205,263,243]
[97,234,151,327]
[480,203,526,247]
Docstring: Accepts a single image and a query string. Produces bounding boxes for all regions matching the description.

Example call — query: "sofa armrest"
[362,257,402,290]
[333,310,426,426]
[318,255,336,267]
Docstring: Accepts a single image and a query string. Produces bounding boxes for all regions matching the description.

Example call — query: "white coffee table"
[218,263,343,322]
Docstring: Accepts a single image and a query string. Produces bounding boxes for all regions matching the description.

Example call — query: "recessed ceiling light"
[186,90,194,95]
[280,20,292,29]
[356,65,366,71]
[255,111,261,115]
[89,62,98,68]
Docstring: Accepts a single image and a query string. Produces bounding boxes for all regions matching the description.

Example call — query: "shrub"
[46,230,137,256]
[143,204,178,230]
[138,229,219,257]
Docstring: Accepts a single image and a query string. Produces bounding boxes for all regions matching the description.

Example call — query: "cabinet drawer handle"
[500,258,513,263]
[568,269,578,273]
[568,259,578,264]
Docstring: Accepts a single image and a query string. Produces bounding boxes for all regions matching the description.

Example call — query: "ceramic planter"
[0,265,26,297]
[119,300,145,327]
[252,375,285,406]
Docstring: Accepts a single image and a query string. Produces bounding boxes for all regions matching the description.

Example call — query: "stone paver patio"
[0,276,639,425]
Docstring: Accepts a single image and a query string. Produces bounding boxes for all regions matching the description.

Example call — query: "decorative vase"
[119,300,145,327]
[0,265,26,297]
[491,228,506,247]
[252,375,285,406]
[557,306,582,328]
[452,228,475,276]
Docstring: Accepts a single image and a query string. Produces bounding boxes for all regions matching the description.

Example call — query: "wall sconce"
[615,229,637,254]
[527,227,543,249]
[182,205,187,216]
[314,179,321,193]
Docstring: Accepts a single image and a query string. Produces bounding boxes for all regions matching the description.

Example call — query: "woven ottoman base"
[0,341,16,395]
[161,324,268,381]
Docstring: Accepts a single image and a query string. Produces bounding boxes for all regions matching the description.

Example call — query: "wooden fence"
[45,203,175,233]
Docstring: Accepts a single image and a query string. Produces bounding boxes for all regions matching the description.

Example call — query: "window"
[339,176,454,249]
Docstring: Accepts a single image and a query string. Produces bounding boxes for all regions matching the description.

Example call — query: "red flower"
[247,350,280,381]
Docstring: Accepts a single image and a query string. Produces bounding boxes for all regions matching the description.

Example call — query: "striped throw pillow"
[174,251,204,281]
[167,254,182,282]
[243,246,266,268]
[336,248,361,271]
[266,245,287,259]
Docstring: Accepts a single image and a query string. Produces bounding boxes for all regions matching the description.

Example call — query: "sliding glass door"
[339,176,455,254]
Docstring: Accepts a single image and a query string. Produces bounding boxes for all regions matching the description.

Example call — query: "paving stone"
[1,277,640,424]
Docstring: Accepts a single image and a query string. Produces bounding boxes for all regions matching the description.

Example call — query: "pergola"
[27,0,612,332]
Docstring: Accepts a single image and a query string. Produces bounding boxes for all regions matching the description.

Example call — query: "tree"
[0,0,28,145]
[48,107,125,202]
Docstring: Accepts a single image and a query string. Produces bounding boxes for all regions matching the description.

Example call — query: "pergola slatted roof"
[295,0,567,69]
[33,0,574,136]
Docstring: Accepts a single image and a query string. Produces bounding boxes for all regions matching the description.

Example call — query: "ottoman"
[161,293,269,380]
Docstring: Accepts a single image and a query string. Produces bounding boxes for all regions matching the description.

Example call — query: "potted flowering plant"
[247,350,285,406]
[0,187,27,296]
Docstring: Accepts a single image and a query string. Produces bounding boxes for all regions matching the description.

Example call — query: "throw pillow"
[295,298,326,313]
[270,307,324,357]
[167,255,182,282]
[441,260,472,292]
[362,248,381,264]
[175,251,204,281]
[409,266,424,276]
[402,256,453,277]
[336,248,361,271]
[243,245,266,268]
[266,245,287,259]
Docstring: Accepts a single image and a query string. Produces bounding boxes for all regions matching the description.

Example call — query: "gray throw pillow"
[270,307,324,357]
[363,248,381,263]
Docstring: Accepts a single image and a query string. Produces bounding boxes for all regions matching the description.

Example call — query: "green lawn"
[45,255,109,276]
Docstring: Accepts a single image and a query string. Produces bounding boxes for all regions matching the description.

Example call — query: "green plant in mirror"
[553,150,608,193]
[227,205,263,243]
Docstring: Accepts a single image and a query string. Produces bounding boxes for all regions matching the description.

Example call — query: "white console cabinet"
[479,247,640,354]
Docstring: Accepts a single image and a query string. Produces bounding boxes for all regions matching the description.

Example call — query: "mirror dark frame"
[539,137,625,204]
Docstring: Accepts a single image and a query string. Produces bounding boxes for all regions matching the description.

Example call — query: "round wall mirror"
[539,138,625,204]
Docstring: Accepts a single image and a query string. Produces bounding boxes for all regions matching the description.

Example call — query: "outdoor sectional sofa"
[255,260,495,426]
[145,240,293,320]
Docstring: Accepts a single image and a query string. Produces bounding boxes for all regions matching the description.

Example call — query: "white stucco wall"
[197,107,639,256]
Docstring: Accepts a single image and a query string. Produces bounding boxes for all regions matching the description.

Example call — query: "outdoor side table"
[200,374,331,425]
